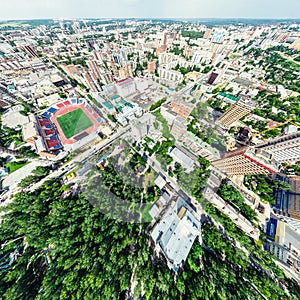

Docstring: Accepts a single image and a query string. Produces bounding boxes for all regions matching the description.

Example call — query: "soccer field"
[57,108,93,138]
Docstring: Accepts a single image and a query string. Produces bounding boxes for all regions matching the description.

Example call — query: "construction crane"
[252,119,300,139]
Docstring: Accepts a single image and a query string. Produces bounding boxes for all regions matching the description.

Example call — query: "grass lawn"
[152,110,175,141]
[5,160,29,173]
[57,108,93,138]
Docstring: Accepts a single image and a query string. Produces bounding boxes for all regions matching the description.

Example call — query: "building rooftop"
[169,146,195,171]
[151,197,201,272]
[22,120,39,141]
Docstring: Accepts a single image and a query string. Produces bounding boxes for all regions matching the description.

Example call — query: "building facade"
[255,131,300,164]
[213,146,279,176]
[218,99,255,128]
[171,97,194,120]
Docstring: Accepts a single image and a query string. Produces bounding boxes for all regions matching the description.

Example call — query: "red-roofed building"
[268,120,279,128]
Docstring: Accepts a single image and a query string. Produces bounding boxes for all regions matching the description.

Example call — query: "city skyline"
[1,0,300,20]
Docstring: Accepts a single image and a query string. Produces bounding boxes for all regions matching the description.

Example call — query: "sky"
[0,0,300,20]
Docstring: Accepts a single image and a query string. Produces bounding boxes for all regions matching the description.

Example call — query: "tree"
[272,180,292,191]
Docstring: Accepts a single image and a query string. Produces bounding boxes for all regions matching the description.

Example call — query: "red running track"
[50,103,100,145]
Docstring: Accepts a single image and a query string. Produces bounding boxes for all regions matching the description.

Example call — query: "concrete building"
[170,117,186,139]
[83,72,100,92]
[169,146,195,172]
[148,60,156,75]
[158,68,183,83]
[87,60,102,80]
[213,146,279,176]
[203,29,212,39]
[207,72,219,85]
[191,52,202,65]
[118,64,133,80]
[265,219,300,279]
[115,77,136,98]
[274,176,300,221]
[150,197,201,272]
[218,98,255,128]
[115,104,142,126]
[101,72,114,85]
[132,113,156,140]
[212,30,225,44]
[22,116,40,144]
[158,52,176,65]
[21,44,39,58]
[171,97,194,120]
[255,131,300,164]
[290,38,300,51]
[184,45,192,58]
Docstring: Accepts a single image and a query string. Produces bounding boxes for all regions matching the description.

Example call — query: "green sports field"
[57,108,93,138]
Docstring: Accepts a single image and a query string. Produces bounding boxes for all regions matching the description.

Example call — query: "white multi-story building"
[115,105,143,126]
[158,68,183,83]
[115,77,136,98]
[256,132,300,164]
[131,113,156,140]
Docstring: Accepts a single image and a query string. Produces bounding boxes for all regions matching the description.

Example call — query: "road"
[146,155,205,215]
[203,168,260,240]
[25,126,131,192]
[178,74,208,96]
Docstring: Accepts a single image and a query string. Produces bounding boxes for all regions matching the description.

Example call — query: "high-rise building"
[218,98,255,128]
[118,64,133,80]
[191,52,202,64]
[148,60,156,75]
[158,68,183,83]
[184,45,192,59]
[162,31,168,46]
[101,72,114,85]
[132,113,156,140]
[156,45,167,56]
[213,146,279,176]
[273,176,300,220]
[87,60,101,80]
[170,117,186,139]
[207,72,219,85]
[83,72,100,92]
[255,131,300,163]
[22,45,39,58]
[212,30,225,44]
[203,29,212,39]
[93,50,103,61]
[113,54,122,65]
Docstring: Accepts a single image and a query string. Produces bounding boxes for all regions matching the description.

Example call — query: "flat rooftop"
[151,197,201,272]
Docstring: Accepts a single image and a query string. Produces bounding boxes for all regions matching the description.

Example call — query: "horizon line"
[1,17,300,22]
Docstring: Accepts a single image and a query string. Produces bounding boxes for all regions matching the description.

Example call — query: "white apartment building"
[158,68,183,83]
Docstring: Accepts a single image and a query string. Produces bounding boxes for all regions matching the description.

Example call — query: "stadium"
[39,98,104,151]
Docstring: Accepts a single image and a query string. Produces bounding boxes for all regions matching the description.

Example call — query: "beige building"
[22,115,40,144]
[213,146,279,176]
[290,38,300,51]
[170,117,186,139]
[218,99,255,128]
[171,97,194,120]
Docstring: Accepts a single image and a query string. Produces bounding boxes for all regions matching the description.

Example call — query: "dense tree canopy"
[0,164,299,299]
